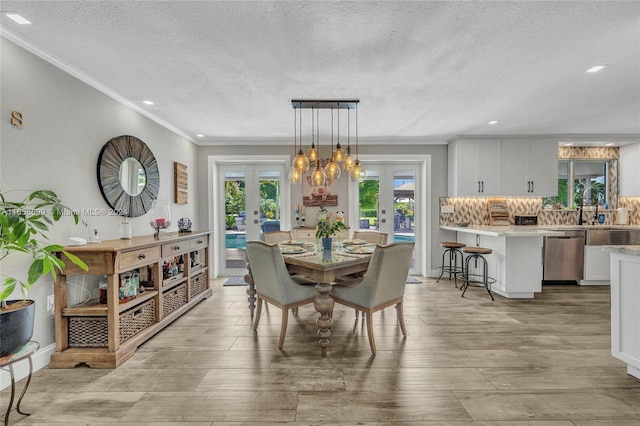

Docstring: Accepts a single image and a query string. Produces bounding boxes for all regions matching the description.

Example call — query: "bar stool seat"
[461,246,495,300]
[437,242,466,287]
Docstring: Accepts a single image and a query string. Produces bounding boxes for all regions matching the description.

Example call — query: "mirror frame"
[97,135,160,217]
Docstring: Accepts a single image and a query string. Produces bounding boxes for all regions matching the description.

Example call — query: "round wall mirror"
[97,135,159,217]
[119,157,146,196]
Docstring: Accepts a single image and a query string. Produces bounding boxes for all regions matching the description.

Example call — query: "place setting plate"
[280,246,306,254]
[279,240,305,246]
[343,245,375,254]
[343,239,368,246]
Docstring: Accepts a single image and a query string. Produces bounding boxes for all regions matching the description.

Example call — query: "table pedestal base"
[314,282,334,357]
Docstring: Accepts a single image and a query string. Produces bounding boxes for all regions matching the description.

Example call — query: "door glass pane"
[224,171,246,270]
[358,171,380,231]
[393,170,415,242]
[258,170,281,237]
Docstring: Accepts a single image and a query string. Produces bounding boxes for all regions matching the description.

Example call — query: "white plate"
[344,239,367,245]
[344,245,375,254]
[279,241,304,246]
[280,246,305,254]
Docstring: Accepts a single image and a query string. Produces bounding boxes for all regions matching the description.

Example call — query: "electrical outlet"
[441,205,454,214]
[47,295,55,313]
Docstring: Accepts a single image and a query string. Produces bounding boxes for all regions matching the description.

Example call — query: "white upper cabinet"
[448,139,501,196]
[500,138,558,196]
[620,143,640,196]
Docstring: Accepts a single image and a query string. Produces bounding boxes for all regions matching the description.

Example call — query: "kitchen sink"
[585,229,640,246]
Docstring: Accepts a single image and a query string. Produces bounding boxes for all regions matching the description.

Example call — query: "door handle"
[531,181,534,193]
[481,181,484,192]
[478,181,481,193]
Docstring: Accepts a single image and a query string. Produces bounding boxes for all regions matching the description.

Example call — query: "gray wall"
[197,143,451,274]
[1,38,199,349]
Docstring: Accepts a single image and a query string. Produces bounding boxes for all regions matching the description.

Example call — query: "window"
[544,160,612,209]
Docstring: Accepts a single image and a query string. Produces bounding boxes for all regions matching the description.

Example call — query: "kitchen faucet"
[577,185,599,225]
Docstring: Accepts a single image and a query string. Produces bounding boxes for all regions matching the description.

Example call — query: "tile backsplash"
[439,196,639,226]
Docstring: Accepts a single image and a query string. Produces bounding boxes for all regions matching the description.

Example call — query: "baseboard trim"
[0,343,54,390]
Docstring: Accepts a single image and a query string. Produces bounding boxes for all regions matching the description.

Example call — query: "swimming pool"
[226,233,247,249]
[394,234,415,243]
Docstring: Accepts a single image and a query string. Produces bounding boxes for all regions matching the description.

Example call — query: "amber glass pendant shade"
[324,158,341,180]
[293,150,310,173]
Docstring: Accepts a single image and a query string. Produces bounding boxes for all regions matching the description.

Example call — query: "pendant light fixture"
[333,107,345,165]
[307,107,318,162]
[324,107,341,180]
[343,107,355,171]
[292,105,309,175]
[289,108,303,183]
[290,99,360,185]
[310,108,326,186]
[349,102,366,182]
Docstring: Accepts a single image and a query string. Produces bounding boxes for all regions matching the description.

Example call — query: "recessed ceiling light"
[563,143,574,146]
[488,120,498,125]
[6,14,31,25]
[142,100,154,105]
[196,134,204,138]
[586,65,606,73]
[605,143,615,146]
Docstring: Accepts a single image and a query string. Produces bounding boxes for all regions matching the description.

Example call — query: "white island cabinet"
[441,226,562,298]
[602,245,640,379]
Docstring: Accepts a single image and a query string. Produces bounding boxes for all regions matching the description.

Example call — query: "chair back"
[245,241,315,305]
[261,220,280,233]
[352,231,388,245]
[357,242,415,308]
[264,230,293,244]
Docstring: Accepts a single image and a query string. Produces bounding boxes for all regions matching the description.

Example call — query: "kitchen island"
[602,245,640,379]
[440,225,563,298]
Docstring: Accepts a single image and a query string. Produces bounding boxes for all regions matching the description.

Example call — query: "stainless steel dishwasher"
[543,230,585,282]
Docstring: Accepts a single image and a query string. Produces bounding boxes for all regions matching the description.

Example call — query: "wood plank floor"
[4,277,640,425]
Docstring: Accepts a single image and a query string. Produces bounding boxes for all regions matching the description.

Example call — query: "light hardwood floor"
[3,277,640,425]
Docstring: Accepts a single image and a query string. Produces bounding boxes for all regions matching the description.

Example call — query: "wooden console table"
[51,231,212,368]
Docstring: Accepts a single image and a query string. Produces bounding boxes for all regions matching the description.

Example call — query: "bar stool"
[437,242,466,287]
[461,246,495,301]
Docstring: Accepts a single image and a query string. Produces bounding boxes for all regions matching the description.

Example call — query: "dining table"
[245,241,374,357]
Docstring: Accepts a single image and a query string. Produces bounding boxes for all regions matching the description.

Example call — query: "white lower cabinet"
[581,245,610,285]
[456,233,543,298]
[608,251,640,379]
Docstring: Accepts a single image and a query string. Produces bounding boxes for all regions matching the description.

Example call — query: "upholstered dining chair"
[245,241,318,349]
[331,242,415,354]
[352,230,388,245]
[264,230,294,244]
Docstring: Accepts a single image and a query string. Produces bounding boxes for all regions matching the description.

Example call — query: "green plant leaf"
[27,259,44,285]
[0,278,18,300]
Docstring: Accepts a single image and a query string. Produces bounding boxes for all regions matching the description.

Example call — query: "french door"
[355,162,422,275]
[217,162,286,276]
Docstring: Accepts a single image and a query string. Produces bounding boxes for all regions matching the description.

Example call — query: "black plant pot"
[0,300,35,357]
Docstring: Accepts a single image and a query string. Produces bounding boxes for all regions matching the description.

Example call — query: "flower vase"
[322,237,333,251]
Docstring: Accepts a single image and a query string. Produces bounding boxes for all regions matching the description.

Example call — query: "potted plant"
[0,189,87,357]
[315,211,347,250]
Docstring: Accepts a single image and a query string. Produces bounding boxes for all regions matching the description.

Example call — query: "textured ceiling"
[1,1,639,145]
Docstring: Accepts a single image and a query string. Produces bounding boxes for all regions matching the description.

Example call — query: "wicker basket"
[163,283,187,316]
[119,299,156,342]
[68,299,156,347]
[190,272,207,297]
[68,316,108,347]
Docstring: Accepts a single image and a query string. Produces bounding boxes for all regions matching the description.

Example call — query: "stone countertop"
[602,245,640,256]
[440,225,564,237]
[441,224,640,237]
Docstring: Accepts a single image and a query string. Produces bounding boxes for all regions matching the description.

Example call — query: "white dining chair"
[331,242,415,354]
